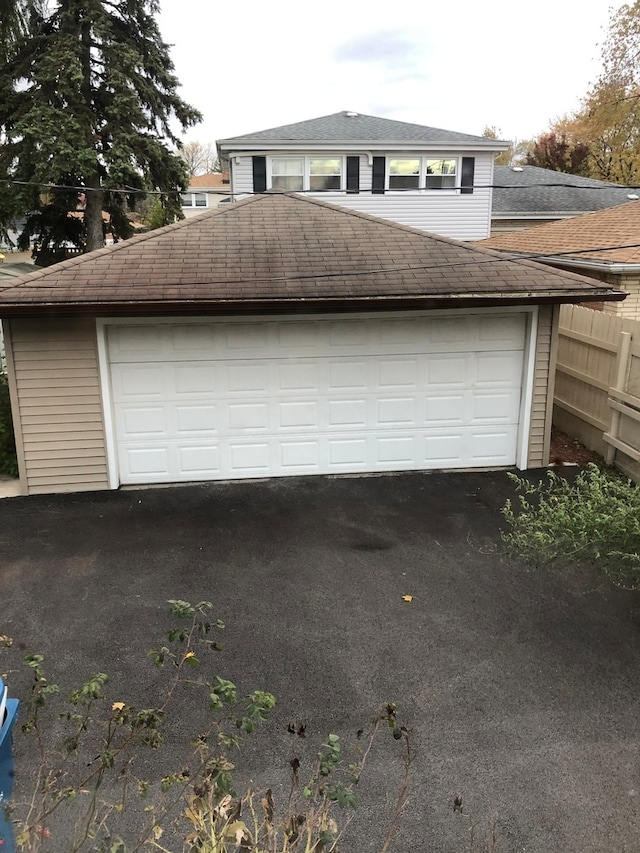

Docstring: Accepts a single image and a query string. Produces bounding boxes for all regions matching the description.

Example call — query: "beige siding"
[5,317,109,495]
[527,305,557,467]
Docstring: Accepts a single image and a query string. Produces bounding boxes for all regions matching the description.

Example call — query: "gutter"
[0,290,626,319]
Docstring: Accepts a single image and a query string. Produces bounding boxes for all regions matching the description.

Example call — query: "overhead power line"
[1,178,640,196]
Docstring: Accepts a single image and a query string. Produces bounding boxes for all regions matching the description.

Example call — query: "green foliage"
[501,463,640,586]
[0,0,201,255]
[0,370,18,477]
[11,599,411,853]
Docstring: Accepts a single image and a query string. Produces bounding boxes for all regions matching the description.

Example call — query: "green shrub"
[501,463,640,587]
[0,371,18,477]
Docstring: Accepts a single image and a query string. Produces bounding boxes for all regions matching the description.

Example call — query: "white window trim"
[386,156,459,193]
[181,192,208,208]
[267,155,346,192]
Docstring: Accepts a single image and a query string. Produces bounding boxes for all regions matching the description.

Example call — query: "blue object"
[0,677,19,853]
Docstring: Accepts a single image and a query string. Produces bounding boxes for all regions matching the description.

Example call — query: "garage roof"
[0,193,625,316]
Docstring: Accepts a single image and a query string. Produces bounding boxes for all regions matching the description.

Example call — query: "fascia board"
[219,140,510,155]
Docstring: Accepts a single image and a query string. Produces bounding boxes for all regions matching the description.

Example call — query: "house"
[478,200,640,318]
[0,193,624,496]
[491,165,635,235]
[181,172,231,217]
[216,111,510,241]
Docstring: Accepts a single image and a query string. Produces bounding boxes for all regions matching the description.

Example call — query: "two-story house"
[217,111,509,241]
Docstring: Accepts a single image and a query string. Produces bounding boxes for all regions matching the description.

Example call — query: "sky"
[157,0,625,147]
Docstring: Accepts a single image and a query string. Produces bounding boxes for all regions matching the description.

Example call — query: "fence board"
[554,304,640,482]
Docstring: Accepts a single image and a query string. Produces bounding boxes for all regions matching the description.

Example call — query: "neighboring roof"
[0,193,623,317]
[217,111,509,151]
[492,165,634,217]
[0,261,35,281]
[478,199,640,267]
[188,173,230,188]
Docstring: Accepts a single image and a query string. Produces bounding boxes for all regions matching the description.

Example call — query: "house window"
[389,159,420,190]
[386,157,457,190]
[269,157,343,191]
[426,159,457,189]
[309,158,342,191]
[271,158,304,191]
[181,192,207,208]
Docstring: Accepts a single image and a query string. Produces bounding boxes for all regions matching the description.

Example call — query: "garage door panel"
[122,407,167,436]
[280,440,319,469]
[180,445,220,473]
[228,363,269,393]
[278,401,318,429]
[115,365,165,398]
[278,362,320,391]
[475,352,524,385]
[426,356,469,387]
[378,359,419,388]
[108,313,528,484]
[472,430,518,462]
[176,406,217,433]
[174,364,217,395]
[471,391,521,423]
[228,403,269,431]
[329,360,368,389]
[229,441,270,472]
[425,395,466,424]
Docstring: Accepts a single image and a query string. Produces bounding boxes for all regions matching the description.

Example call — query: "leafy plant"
[8,599,411,852]
[0,370,18,477]
[501,463,640,586]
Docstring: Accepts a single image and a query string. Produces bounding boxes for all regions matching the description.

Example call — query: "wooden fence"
[553,304,640,482]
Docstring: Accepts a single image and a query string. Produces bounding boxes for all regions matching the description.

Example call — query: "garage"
[1,192,624,496]
[106,311,529,485]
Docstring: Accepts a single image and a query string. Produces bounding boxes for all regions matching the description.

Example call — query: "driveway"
[1,470,640,852]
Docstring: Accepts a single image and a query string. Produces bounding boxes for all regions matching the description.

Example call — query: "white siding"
[229,152,494,240]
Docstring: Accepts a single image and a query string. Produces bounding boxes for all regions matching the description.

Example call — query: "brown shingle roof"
[479,199,640,263]
[0,194,624,316]
[189,173,229,188]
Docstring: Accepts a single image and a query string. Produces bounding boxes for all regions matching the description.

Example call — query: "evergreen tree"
[0,0,201,260]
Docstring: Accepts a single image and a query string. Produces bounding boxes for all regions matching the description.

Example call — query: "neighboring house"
[216,111,510,241]
[478,200,640,318]
[0,193,623,496]
[181,172,231,217]
[491,165,635,235]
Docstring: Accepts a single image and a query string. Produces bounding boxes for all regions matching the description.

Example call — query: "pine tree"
[0,0,202,260]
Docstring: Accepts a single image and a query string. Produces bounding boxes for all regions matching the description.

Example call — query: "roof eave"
[219,140,509,154]
[0,290,625,318]
[538,255,640,274]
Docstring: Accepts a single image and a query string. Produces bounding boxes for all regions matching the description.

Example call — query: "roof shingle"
[479,199,640,264]
[217,111,504,146]
[0,193,624,315]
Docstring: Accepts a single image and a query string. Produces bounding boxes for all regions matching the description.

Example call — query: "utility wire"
[1,178,640,196]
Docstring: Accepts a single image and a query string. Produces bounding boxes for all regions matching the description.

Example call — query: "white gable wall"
[229,151,495,241]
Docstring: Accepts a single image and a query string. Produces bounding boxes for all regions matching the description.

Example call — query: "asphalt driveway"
[2,470,640,852]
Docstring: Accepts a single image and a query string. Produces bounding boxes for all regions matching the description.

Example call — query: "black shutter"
[252,156,267,193]
[372,157,386,194]
[460,157,475,194]
[346,156,360,193]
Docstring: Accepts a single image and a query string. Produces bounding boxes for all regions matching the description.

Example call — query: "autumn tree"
[524,131,591,175]
[179,141,220,177]
[527,3,640,183]
[0,0,202,261]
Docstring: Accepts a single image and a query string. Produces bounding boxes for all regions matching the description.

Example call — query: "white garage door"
[107,313,527,485]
